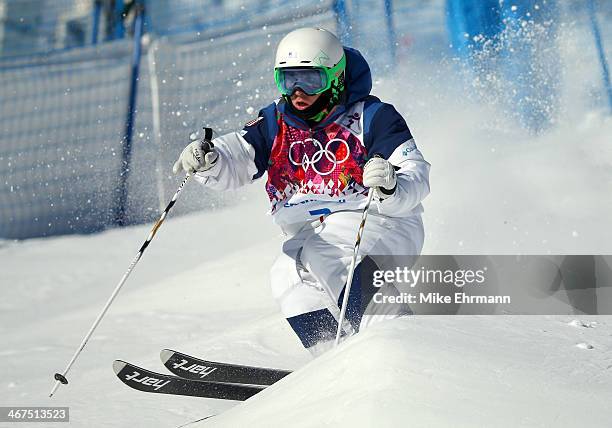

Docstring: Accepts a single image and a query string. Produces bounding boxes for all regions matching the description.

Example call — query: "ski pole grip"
[201,127,214,152]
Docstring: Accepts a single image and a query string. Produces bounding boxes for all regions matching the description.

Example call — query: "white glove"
[172,140,218,175]
[363,157,397,199]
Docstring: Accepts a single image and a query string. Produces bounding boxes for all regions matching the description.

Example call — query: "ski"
[161,349,292,386]
[113,360,264,401]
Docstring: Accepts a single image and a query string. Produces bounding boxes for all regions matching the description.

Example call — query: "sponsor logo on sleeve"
[402,139,417,156]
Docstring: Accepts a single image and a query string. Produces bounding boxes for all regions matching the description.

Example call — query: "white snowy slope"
[206,316,612,428]
[1,185,311,428]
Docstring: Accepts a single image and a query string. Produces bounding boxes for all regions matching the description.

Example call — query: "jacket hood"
[342,46,372,105]
[277,46,372,129]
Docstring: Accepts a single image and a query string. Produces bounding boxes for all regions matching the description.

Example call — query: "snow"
[207,317,612,428]
[2,10,612,428]
[2,185,311,426]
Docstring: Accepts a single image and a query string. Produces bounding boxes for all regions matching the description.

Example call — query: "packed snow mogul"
[173,28,430,354]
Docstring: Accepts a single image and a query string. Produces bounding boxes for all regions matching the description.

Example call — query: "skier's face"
[290,89,321,110]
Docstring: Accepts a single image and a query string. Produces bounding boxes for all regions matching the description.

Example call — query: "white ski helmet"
[275,27,345,70]
[274,28,346,118]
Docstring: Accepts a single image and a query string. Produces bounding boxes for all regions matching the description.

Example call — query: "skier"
[173,28,430,355]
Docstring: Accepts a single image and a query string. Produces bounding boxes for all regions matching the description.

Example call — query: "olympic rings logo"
[288,138,350,176]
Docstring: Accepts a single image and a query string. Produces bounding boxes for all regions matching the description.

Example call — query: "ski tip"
[112,360,127,375]
[160,349,175,364]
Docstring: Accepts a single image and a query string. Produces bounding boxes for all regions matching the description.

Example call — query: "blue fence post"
[445,0,501,59]
[115,1,145,226]
[114,0,126,39]
[333,0,351,45]
[92,0,102,44]
[587,0,612,114]
[384,0,397,67]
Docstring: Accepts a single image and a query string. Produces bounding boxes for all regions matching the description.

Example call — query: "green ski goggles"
[274,55,346,96]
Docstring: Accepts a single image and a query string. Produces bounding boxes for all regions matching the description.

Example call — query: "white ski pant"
[270,210,424,351]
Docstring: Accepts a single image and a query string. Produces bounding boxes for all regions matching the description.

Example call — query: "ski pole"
[335,187,375,346]
[49,128,213,398]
